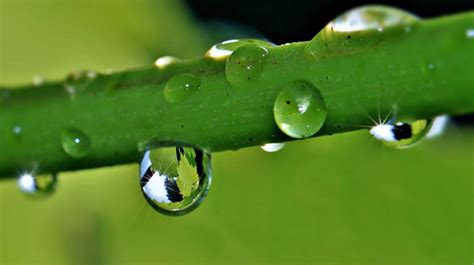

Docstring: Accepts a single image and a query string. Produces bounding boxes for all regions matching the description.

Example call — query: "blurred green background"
[0,0,472,264]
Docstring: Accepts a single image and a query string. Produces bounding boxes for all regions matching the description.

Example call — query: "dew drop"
[205,38,275,60]
[306,5,418,57]
[154,56,180,69]
[18,172,57,197]
[260,143,285,153]
[139,145,211,216]
[466,29,474,38]
[326,5,418,32]
[60,128,91,158]
[32,75,45,86]
[12,124,22,135]
[225,44,270,88]
[369,118,433,148]
[164,73,201,103]
[273,80,328,139]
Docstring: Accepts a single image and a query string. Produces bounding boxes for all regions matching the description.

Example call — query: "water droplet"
[18,172,57,196]
[260,143,285,152]
[225,44,270,88]
[12,125,22,135]
[63,70,96,98]
[154,56,180,69]
[205,38,275,60]
[466,29,474,38]
[164,73,201,103]
[32,75,45,86]
[273,80,328,139]
[139,145,211,216]
[60,128,91,158]
[306,5,418,57]
[328,5,418,32]
[369,118,433,148]
[426,115,449,139]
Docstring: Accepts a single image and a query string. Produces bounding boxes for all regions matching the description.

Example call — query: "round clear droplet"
[60,128,91,158]
[225,44,270,88]
[369,118,433,148]
[206,38,274,60]
[274,80,328,139]
[139,145,212,216]
[260,143,285,153]
[164,73,201,103]
[18,172,57,197]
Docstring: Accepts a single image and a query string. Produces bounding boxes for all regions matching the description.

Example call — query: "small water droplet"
[369,118,433,148]
[260,143,285,152]
[466,29,474,38]
[18,172,57,197]
[164,73,201,103]
[32,75,45,86]
[306,5,418,57]
[273,80,328,139]
[60,128,91,158]
[139,145,211,216]
[428,63,435,70]
[12,125,22,135]
[63,70,97,98]
[205,38,275,60]
[225,44,270,88]
[154,56,180,69]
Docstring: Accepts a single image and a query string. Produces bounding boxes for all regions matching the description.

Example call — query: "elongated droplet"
[139,145,211,216]
[225,44,270,88]
[206,39,275,60]
[369,118,433,148]
[274,80,328,139]
[18,172,57,197]
[164,73,201,103]
[60,128,91,158]
[306,5,418,57]
[155,56,180,69]
[261,143,285,153]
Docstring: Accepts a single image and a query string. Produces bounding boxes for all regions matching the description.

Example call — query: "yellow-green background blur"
[0,0,472,264]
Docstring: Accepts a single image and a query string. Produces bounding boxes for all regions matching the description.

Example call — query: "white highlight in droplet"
[205,39,239,59]
[426,115,449,139]
[18,173,36,193]
[260,143,285,153]
[466,29,474,38]
[154,56,178,69]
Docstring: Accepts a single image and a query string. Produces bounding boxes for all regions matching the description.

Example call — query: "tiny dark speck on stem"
[347,35,351,39]
[286,100,291,105]
[181,125,184,128]
[248,138,253,142]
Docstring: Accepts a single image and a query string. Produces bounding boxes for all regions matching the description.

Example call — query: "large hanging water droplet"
[225,44,270,88]
[139,145,211,216]
[164,73,201,103]
[306,5,418,57]
[205,39,275,60]
[273,80,328,139]
[17,172,57,197]
[369,118,433,148]
[60,128,91,158]
[260,143,285,153]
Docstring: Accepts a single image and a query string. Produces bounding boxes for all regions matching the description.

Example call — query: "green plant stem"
[0,12,473,178]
